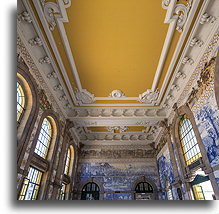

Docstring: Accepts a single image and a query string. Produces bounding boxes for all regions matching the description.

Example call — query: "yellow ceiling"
[64,0,172,97]
[30,0,183,105]
[87,126,149,133]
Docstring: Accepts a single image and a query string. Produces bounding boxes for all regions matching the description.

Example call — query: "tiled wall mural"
[157,144,181,200]
[192,84,219,168]
[77,161,158,200]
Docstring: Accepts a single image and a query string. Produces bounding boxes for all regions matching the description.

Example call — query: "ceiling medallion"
[138,89,159,104]
[109,90,125,98]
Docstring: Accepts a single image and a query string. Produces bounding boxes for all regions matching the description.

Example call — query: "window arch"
[17,81,26,124]
[81,182,100,200]
[34,117,53,159]
[179,114,202,166]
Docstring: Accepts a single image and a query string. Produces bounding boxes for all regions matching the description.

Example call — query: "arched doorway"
[132,177,158,200]
[81,182,100,200]
[134,182,154,200]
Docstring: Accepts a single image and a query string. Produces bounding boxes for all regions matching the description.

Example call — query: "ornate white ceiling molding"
[75,89,96,104]
[17,11,32,23]
[17,36,66,119]
[200,12,216,25]
[138,89,159,104]
[106,126,128,133]
[20,0,198,107]
[29,37,43,46]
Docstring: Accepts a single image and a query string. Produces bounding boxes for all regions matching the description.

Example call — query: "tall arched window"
[34,118,52,159]
[59,146,75,200]
[179,114,202,166]
[81,182,100,200]
[17,81,25,124]
[18,167,42,200]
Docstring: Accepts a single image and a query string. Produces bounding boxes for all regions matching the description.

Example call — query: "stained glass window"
[34,118,52,159]
[17,82,25,123]
[18,167,42,200]
[59,183,66,200]
[179,114,202,166]
[64,148,71,175]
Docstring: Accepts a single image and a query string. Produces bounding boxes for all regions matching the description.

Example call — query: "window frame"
[179,114,202,166]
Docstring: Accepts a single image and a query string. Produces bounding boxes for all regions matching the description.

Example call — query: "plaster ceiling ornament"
[200,12,216,25]
[171,84,180,92]
[162,0,193,33]
[106,126,128,133]
[53,84,63,91]
[40,0,71,31]
[109,90,125,98]
[189,37,204,47]
[182,56,194,65]
[175,2,192,33]
[162,0,171,10]
[176,71,186,79]
[17,11,32,23]
[39,56,51,64]
[29,37,43,46]
[138,89,159,104]
[75,89,96,104]
[47,71,58,79]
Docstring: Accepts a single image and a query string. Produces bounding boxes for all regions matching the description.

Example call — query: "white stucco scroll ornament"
[138,89,159,104]
[75,89,96,104]
[109,90,125,98]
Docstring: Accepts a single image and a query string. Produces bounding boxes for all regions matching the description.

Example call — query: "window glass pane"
[18,167,42,200]
[17,82,25,123]
[179,115,202,166]
[64,148,71,175]
[34,118,52,159]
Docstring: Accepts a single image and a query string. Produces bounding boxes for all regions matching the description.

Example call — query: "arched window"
[17,81,25,124]
[64,148,71,175]
[179,114,202,166]
[34,118,52,159]
[18,167,42,200]
[81,182,100,200]
[165,180,173,200]
[135,182,153,193]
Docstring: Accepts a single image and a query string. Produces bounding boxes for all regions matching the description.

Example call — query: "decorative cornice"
[39,56,51,64]
[189,37,204,47]
[200,12,216,25]
[17,36,66,119]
